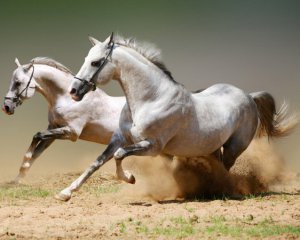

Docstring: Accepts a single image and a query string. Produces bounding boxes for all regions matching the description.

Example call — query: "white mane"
[115,35,162,63]
[29,57,73,74]
[115,35,176,83]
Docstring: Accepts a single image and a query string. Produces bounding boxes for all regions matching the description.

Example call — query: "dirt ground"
[0,138,300,239]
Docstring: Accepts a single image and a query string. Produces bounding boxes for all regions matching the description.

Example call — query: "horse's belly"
[79,123,113,144]
[163,132,226,157]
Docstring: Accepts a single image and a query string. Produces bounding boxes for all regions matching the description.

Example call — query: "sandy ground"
[0,138,300,239]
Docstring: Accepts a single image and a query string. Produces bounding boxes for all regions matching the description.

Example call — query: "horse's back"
[193,83,245,98]
[192,84,256,117]
[192,83,252,115]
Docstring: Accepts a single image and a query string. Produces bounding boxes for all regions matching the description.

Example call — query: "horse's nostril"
[2,105,10,113]
[70,88,76,95]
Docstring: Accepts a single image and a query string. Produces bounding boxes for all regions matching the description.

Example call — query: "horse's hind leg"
[223,103,258,171]
[223,142,247,171]
[213,148,222,162]
[14,138,54,183]
[14,126,77,183]
[222,130,255,171]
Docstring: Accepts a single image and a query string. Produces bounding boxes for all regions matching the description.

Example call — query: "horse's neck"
[34,65,72,107]
[115,48,178,113]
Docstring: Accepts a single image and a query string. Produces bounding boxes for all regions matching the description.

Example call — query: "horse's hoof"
[9,180,20,185]
[54,190,72,201]
[124,170,136,184]
[129,175,136,184]
[7,177,22,185]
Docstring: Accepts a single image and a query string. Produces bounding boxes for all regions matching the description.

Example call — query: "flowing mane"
[115,36,178,84]
[29,57,73,75]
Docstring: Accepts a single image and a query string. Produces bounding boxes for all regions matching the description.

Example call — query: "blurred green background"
[0,0,299,179]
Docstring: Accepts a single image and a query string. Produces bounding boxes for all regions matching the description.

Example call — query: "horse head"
[2,58,37,115]
[70,33,115,101]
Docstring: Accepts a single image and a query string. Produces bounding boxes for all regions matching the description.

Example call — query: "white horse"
[2,57,131,184]
[55,34,297,201]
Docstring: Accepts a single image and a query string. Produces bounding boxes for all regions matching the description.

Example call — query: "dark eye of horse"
[15,81,21,87]
[91,60,102,67]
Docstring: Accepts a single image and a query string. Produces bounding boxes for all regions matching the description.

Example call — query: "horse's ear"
[104,32,114,47]
[15,58,21,67]
[109,32,114,45]
[23,62,33,72]
[88,35,100,46]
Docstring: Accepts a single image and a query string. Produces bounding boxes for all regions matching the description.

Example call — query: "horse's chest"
[48,109,68,127]
[129,124,144,142]
[119,120,141,142]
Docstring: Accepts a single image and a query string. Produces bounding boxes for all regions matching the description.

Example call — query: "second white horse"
[3,57,127,183]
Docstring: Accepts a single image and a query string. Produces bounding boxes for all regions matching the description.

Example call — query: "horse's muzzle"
[69,80,92,102]
[2,104,14,115]
[70,88,85,102]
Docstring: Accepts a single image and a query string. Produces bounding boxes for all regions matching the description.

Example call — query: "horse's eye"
[15,81,21,87]
[91,60,102,67]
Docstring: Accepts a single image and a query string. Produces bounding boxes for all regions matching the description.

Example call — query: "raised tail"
[249,91,299,138]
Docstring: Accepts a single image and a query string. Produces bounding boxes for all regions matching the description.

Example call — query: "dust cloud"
[121,138,299,201]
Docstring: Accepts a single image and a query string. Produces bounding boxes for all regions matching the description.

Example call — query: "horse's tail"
[249,91,299,138]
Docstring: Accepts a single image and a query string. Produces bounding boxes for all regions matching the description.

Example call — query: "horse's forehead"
[12,68,21,79]
[13,67,25,78]
[12,67,30,82]
[88,44,105,58]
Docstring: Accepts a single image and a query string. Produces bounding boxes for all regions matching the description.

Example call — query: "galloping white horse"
[2,57,128,183]
[55,34,297,201]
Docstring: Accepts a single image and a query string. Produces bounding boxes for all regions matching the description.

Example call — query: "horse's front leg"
[55,131,125,201]
[114,140,156,183]
[115,158,136,184]
[14,126,77,183]
[114,140,153,160]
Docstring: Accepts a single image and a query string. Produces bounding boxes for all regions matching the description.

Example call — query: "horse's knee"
[33,132,42,140]
[114,148,126,160]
